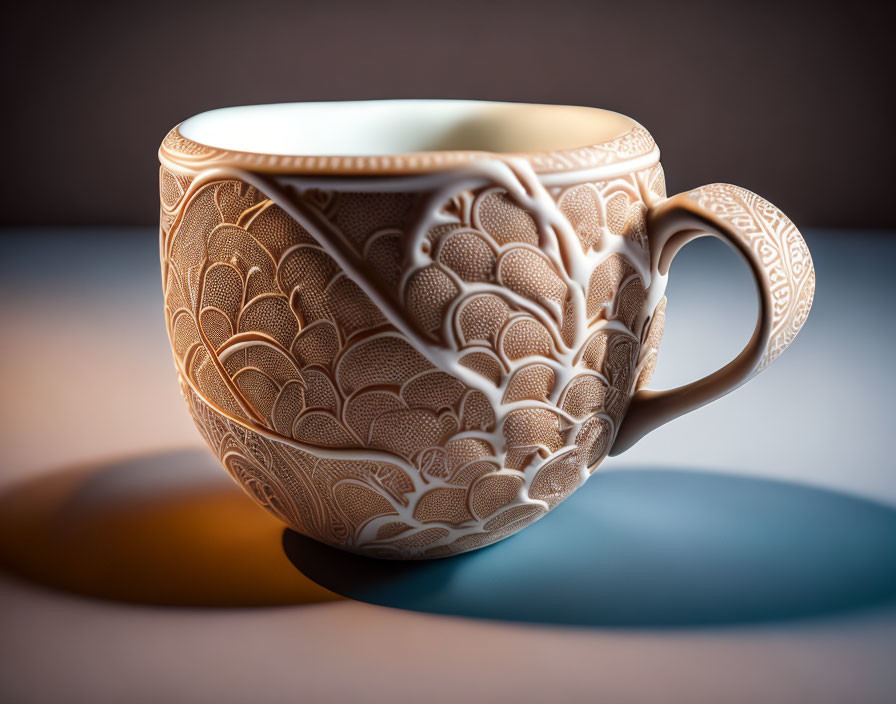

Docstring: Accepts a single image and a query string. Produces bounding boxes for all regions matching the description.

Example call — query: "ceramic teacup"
[159,100,814,558]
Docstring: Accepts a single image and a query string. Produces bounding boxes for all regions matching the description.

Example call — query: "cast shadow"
[284,468,896,628]
[0,449,338,607]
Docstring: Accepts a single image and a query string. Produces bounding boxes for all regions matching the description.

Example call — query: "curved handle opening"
[611,184,815,455]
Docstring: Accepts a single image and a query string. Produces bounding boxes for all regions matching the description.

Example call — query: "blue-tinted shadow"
[283,468,896,627]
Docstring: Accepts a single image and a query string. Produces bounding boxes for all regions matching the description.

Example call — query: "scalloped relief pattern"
[160,161,668,558]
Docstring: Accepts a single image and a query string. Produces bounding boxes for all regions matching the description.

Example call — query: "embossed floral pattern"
[160,157,668,557]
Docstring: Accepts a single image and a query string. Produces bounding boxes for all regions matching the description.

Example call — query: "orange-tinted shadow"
[0,449,341,607]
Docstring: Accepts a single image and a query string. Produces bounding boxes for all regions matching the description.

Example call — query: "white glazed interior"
[178,100,636,157]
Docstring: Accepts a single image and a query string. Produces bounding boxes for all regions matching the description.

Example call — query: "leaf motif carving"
[163,158,667,557]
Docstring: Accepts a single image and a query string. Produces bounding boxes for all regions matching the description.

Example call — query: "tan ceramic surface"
[159,103,814,558]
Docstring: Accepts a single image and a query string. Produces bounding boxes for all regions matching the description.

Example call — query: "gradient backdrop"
[2,0,894,227]
[1,2,895,703]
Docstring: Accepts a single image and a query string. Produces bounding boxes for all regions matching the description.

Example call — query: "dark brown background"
[2,0,893,227]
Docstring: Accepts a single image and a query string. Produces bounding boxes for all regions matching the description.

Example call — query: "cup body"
[160,101,668,557]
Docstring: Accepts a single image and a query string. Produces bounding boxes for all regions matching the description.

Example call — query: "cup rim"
[159,99,658,177]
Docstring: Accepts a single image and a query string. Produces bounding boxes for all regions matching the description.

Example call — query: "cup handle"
[610,183,816,455]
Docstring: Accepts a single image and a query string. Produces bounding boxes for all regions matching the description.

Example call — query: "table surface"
[0,228,893,703]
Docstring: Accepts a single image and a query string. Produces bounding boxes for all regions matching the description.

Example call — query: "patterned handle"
[610,183,815,454]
